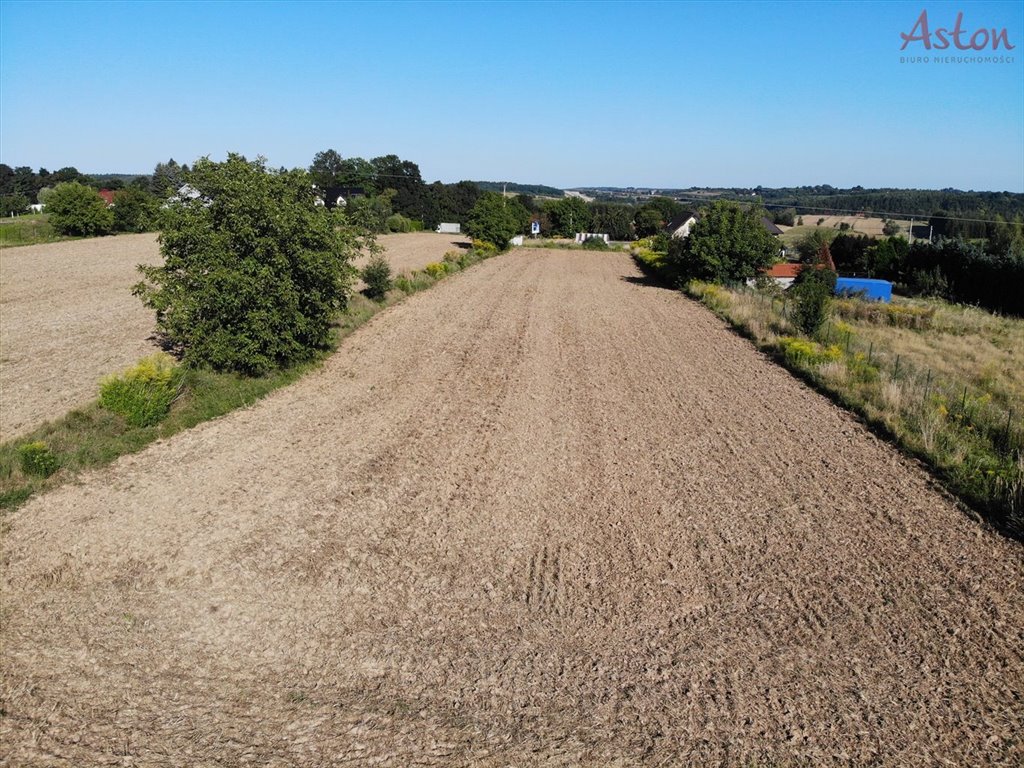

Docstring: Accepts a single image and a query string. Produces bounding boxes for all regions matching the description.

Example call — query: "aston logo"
[900,9,1015,51]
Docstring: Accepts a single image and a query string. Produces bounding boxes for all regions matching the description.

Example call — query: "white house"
[666,212,698,239]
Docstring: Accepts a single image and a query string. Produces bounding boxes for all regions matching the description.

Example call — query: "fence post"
[1006,409,1015,450]
[894,354,901,378]
[961,387,968,414]
[922,369,932,405]
[867,341,874,364]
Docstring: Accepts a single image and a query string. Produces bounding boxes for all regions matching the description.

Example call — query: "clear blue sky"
[1,0,1022,190]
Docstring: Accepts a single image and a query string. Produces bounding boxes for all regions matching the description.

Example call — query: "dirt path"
[0,234,163,440]
[0,232,468,441]
[2,250,1021,766]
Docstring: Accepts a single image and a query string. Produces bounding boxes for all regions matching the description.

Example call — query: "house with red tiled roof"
[763,262,801,287]
[97,189,116,206]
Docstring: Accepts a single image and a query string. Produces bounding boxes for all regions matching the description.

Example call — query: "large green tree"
[46,181,114,236]
[309,149,345,190]
[591,203,635,240]
[466,192,526,250]
[150,159,188,198]
[134,154,358,374]
[667,201,780,283]
[546,196,591,237]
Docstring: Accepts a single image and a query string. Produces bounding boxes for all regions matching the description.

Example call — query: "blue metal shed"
[835,277,892,302]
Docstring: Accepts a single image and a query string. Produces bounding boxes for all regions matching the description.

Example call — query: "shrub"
[99,353,183,427]
[471,239,498,257]
[46,181,114,236]
[112,186,160,233]
[385,213,419,233]
[582,236,609,250]
[424,262,447,280]
[789,267,837,336]
[361,255,392,301]
[18,441,59,478]
[777,337,842,367]
[133,155,357,375]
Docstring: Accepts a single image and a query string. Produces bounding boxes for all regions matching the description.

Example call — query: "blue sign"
[531,220,540,235]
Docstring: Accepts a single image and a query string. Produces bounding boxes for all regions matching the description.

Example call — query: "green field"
[0,213,72,248]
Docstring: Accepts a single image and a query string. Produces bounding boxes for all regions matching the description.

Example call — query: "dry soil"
[1,249,1022,766]
[0,232,468,441]
[0,234,162,440]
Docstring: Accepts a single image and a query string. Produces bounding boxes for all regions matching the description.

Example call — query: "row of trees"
[307,148,711,241]
[821,228,1024,315]
[32,182,160,236]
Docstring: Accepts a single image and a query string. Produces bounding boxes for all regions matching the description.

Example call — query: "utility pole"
[909,217,915,244]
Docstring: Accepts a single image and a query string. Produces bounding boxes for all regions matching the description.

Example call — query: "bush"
[385,213,420,233]
[471,239,498,257]
[134,154,358,375]
[582,236,609,250]
[424,262,447,280]
[789,267,837,336]
[777,337,842,367]
[112,186,160,233]
[18,441,59,478]
[100,353,183,427]
[361,255,392,301]
[46,181,114,236]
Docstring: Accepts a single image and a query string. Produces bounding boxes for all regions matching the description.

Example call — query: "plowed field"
[0,234,162,440]
[0,232,467,440]
[2,249,1022,766]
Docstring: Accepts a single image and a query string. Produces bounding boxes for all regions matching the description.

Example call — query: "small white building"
[436,222,461,234]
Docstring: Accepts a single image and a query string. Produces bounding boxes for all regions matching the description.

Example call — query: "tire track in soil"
[1,249,1022,766]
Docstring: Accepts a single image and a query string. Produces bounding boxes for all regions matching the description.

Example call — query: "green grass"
[0,245,494,512]
[0,213,73,248]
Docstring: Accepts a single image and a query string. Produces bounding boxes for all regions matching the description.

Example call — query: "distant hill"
[572,186,1024,226]
[472,181,564,197]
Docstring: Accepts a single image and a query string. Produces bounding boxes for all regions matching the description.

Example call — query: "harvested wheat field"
[2,249,1022,766]
[0,234,162,440]
[0,232,467,441]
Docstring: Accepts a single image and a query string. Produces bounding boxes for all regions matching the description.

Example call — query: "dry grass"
[778,215,913,246]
